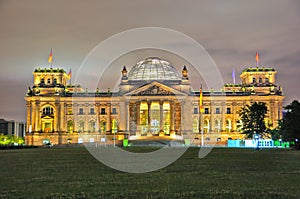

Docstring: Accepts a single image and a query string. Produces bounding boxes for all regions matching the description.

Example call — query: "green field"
[0,146,299,199]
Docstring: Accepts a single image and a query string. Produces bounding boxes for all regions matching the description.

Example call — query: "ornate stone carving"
[134,85,175,96]
[129,102,137,134]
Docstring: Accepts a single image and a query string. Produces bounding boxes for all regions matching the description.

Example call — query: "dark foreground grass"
[0,147,299,199]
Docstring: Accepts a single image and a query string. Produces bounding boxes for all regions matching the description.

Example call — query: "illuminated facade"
[25,57,284,145]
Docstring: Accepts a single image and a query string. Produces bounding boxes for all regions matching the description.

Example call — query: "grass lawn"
[0,146,299,199]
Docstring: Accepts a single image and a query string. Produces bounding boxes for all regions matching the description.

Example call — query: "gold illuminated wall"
[25,65,284,146]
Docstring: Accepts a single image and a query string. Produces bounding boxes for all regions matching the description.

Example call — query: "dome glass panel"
[127,57,181,81]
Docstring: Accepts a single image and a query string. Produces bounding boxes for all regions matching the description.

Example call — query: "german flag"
[48,48,53,64]
[199,86,204,113]
[67,69,72,79]
[256,51,259,63]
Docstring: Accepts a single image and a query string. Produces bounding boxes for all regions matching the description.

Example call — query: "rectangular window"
[90,108,95,115]
[79,108,84,115]
[226,108,231,114]
[215,108,220,114]
[100,108,106,115]
[112,108,117,114]
[204,108,209,114]
[193,107,198,114]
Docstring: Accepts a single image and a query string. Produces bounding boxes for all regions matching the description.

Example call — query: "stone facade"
[25,58,284,146]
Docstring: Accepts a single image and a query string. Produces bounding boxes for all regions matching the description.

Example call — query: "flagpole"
[256,51,259,68]
[48,48,53,67]
[199,84,204,147]
[68,69,72,85]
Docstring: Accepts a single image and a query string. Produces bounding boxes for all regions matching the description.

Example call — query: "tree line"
[238,100,300,149]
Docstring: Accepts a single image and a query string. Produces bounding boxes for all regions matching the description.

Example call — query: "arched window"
[192,118,199,133]
[78,120,84,132]
[259,77,262,83]
[47,78,51,84]
[67,120,74,133]
[53,78,57,85]
[204,120,209,133]
[41,78,45,84]
[111,119,118,134]
[252,77,256,83]
[89,120,95,132]
[265,77,269,84]
[226,119,232,133]
[100,121,106,133]
[214,120,220,133]
[42,106,53,116]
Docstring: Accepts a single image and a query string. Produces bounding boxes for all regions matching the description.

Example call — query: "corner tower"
[30,68,69,95]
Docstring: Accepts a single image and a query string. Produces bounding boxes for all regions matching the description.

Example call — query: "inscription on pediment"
[134,85,175,96]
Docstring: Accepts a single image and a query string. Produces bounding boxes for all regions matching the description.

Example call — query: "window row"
[193,107,232,114]
[40,78,59,85]
[67,107,117,115]
[252,77,269,84]
[67,119,118,133]
[192,119,232,133]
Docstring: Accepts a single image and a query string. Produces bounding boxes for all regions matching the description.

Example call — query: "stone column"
[107,103,111,132]
[183,99,192,136]
[73,103,78,132]
[210,102,214,133]
[31,101,36,132]
[119,100,126,132]
[147,101,151,132]
[54,100,60,132]
[35,100,41,132]
[59,102,65,133]
[232,102,236,132]
[84,104,89,133]
[125,101,129,133]
[180,101,185,135]
[159,101,163,132]
[136,101,140,133]
[26,101,31,133]
[129,101,137,135]
[170,101,175,133]
[221,102,226,132]
[174,102,181,134]
[95,103,100,132]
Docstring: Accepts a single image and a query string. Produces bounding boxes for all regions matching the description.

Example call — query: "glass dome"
[127,57,181,81]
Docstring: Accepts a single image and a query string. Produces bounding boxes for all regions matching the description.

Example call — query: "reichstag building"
[25,57,284,145]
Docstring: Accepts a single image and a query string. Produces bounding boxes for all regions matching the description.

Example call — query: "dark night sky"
[0,0,299,121]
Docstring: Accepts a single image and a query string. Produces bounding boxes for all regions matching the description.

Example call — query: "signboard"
[228,140,241,147]
[245,139,274,148]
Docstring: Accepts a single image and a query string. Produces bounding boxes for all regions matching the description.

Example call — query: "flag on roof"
[67,69,72,79]
[256,51,260,63]
[199,86,204,113]
[48,48,53,64]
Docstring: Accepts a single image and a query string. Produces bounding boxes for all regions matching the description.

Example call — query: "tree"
[280,100,300,141]
[238,102,269,139]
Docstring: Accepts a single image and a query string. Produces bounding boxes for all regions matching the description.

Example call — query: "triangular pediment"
[124,81,187,96]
